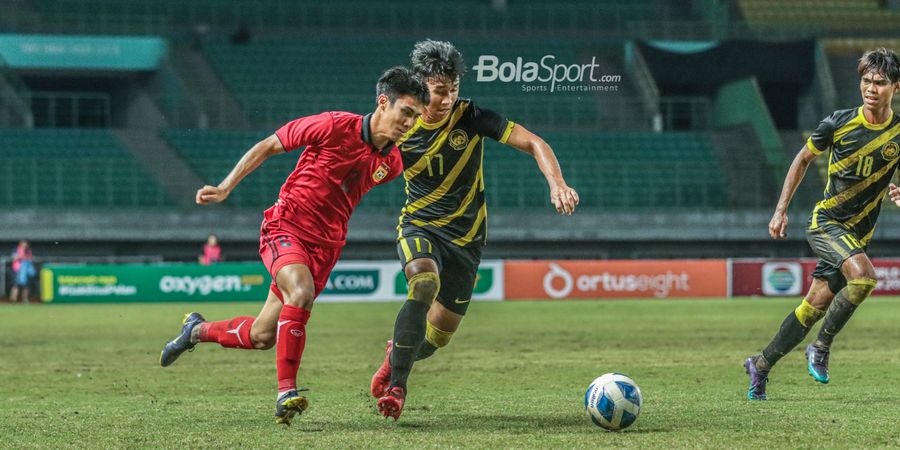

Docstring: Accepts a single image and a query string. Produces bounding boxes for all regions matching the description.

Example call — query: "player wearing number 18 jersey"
[744,48,900,400]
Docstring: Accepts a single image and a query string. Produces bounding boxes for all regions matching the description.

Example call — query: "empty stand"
[0,129,172,208]
[483,132,728,210]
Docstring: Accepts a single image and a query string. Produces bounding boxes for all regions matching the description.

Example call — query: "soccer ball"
[584,373,642,431]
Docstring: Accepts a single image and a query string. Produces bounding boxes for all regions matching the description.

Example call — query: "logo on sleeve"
[449,129,469,150]
[881,141,899,160]
[372,162,391,182]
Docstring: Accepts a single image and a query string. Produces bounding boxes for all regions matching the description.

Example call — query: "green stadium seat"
[484,131,730,210]
[0,129,172,208]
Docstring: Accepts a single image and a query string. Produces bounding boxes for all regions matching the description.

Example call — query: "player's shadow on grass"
[462,414,670,434]
[296,412,669,434]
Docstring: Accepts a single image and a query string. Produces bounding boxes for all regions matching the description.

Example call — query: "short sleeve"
[470,103,515,144]
[807,113,837,155]
[275,112,334,152]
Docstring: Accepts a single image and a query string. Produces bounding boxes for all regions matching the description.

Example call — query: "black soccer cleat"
[160,312,205,367]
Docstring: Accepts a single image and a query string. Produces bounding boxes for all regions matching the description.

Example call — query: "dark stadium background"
[3,0,900,299]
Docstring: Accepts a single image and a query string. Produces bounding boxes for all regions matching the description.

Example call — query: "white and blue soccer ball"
[584,373,642,431]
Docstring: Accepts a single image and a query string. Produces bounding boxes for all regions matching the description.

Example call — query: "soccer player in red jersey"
[159,67,429,425]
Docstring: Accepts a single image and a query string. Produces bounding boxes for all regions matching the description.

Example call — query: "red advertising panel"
[504,260,728,300]
[731,258,900,296]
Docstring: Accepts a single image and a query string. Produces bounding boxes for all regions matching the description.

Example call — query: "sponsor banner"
[761,262,803,296]
[504,260,728,300]
[317,261,391,302]
[40,260,505,303]
[41,262,269,303]
[731,258,900,296]
[322,260,503,302]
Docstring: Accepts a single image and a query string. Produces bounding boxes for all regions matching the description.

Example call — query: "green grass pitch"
[3,298,900,448]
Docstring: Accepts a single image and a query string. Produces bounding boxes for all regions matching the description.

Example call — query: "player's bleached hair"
[858,48,900,83]
[376,66,430,107]
[411,39,466,82]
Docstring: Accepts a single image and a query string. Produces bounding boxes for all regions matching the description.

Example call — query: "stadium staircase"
[823,54,866,110]
[589,53,649,131]
[709,125,778,208]
[168,44,250,130]
[778,129,824,209]
[0,68,32,129]
[112,129,206,208]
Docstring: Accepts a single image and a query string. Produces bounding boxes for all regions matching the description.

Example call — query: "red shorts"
[259,228,342,302]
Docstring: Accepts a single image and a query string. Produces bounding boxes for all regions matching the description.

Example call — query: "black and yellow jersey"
[396,98,515,248]
[807,106,900,244]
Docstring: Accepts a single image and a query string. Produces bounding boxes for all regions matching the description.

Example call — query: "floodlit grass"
[3,298,899,448]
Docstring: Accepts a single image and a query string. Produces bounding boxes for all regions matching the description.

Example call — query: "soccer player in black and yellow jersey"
[744,48,900,400]
[370,40,580,419]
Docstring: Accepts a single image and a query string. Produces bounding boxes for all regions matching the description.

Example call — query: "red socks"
[276,304,311,393]
[198,316,256,349]
[195,306,311,393]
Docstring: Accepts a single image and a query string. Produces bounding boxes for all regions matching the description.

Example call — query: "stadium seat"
[0,129,172,208]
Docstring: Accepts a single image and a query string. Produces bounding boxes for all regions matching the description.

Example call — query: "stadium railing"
[26,91,111,128]
[659,97,712,131]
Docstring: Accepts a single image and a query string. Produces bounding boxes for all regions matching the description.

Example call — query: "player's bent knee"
[425,321,454,348]
[846,277,877,305]
[250,330,276,350]
[407,272,440,306]
[793,299,825,327]
[283,289,315,309]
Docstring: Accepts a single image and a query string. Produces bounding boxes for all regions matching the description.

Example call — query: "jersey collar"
[858,106,894,130]
[361,113,395,156]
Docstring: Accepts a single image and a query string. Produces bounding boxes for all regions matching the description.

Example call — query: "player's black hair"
[858,48,900,83]
[375,66,430,106]
[410,39,466,82]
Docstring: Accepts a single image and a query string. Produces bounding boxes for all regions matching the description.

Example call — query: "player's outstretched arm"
[503,124,579,215]
[769,144,819,239]
[195,134,285,205]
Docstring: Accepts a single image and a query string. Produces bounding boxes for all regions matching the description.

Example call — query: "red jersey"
[268,111,402,247]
